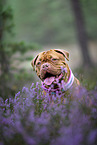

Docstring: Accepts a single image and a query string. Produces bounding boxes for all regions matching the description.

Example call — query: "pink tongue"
[44,76,55,85]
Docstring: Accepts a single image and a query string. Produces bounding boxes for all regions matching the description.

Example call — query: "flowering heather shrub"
[0,82,97,145]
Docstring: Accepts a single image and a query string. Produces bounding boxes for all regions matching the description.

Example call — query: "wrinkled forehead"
[37,50,65,61]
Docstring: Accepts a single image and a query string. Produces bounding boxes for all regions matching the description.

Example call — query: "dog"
[31,49,80,98]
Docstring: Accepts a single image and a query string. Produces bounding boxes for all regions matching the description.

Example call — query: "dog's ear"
[54,49,69,61]
[31,55,39,71]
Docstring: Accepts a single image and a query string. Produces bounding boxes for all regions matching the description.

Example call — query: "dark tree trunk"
[70,0,93,67]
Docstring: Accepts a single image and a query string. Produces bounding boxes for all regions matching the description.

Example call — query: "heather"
[0,82,97,145]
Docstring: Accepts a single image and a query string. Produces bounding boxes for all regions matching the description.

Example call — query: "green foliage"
[74,66,97,90]
[8,0,97,44]
[7,41,41,54]
[0,4,14,35]
[0,1,41,98]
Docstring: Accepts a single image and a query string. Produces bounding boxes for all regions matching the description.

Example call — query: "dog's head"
[31,49,70,87]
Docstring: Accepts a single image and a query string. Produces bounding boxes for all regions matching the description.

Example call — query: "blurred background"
[0,0,97,99]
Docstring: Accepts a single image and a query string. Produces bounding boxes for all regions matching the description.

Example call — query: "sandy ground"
[11,42,97,71]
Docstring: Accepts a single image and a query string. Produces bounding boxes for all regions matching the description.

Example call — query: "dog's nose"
[42,63,49,69]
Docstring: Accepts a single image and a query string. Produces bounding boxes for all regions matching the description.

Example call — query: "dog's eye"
[51,58,58,61]
[63,62,66,65]
[37,61,41,66]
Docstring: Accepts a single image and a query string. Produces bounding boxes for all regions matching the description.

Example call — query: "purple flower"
[1,82,97,145]
[15,91,20,98]
[0,141,4,145]
[30,83,34,90]
[61,66,68,74]
[22,86,29,93]
[88,129,97,144]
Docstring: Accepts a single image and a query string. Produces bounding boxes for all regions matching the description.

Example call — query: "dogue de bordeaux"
[31,49,80,97]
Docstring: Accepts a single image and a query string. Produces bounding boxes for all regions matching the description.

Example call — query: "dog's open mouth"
[43,72,63,86]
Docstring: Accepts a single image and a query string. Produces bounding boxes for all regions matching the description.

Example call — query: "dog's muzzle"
[40,62,61,85]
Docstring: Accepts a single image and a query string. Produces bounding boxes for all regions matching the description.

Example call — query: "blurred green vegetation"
[0,41,41,99]
[0,0,97,99]
[7,0,97,44]
[75,67,97,90]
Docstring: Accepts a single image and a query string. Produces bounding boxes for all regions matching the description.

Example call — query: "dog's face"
[31,49,70,86]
